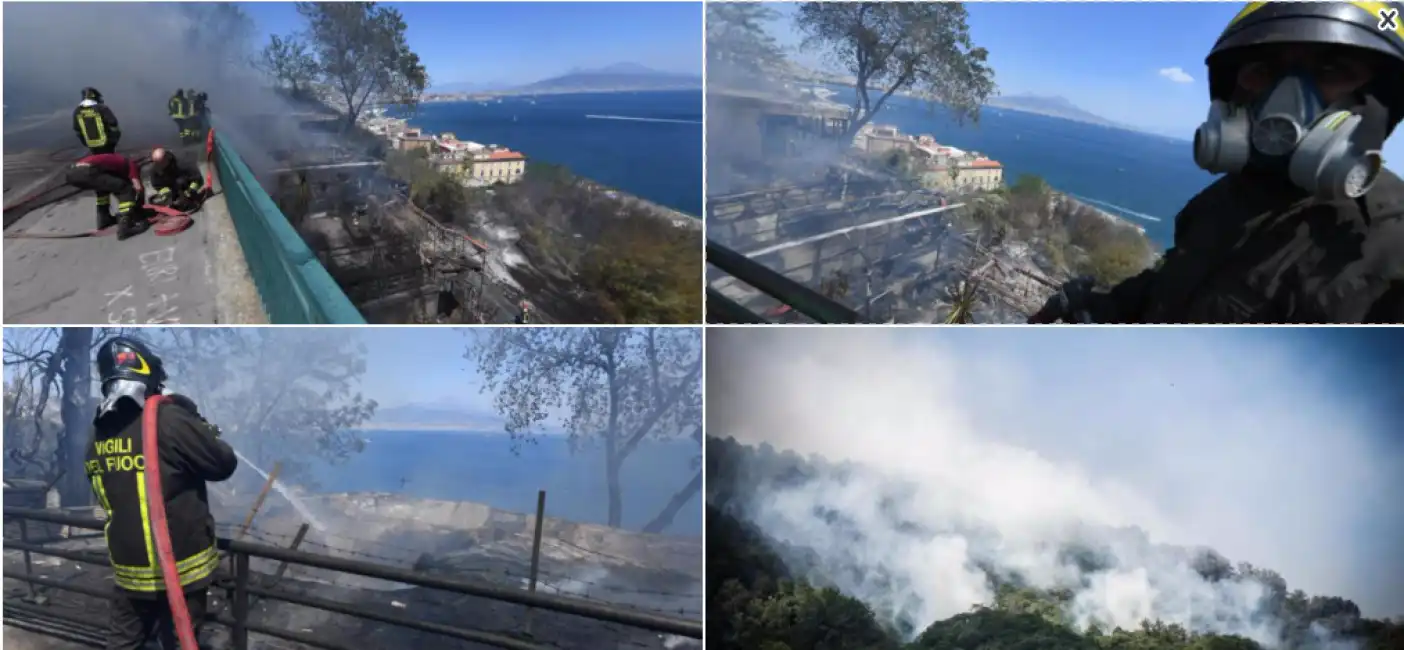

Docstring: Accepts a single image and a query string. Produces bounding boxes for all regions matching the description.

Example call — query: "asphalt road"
[4,107,265,324]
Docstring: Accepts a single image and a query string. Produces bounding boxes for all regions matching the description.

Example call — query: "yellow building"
[470,149,527,185]
[959,159,1004,190]
[431,155,470,181]
[919,159,1005,192]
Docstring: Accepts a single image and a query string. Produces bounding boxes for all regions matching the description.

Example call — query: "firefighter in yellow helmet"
[88,337,236,650]
[73,87,121,155]
[1031,2,1404,324]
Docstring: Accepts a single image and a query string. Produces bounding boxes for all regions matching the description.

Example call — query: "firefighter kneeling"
[88,338,237,650]
[148,148,207,213]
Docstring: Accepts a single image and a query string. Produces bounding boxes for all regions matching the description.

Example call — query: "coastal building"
[469,149,527,185]
[856,124,911,155]
[395,131,436,153]
[959,158,1004,190]
[919,158,1005,192]
[435,133,485,159]
[430,154,471,182]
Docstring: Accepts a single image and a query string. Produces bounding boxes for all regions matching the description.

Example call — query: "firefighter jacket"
[86,399,237,597]
[1078,169,1404,323]
[151,154,203,199]
[168,94,190,119]
[73,100,120,149]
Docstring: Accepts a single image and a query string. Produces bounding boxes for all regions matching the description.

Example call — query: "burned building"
[706,86,852,193]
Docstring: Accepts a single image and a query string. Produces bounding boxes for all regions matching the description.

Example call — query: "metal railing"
[705,239,865,324]
[211,128,367,324]
[3,507,701,649]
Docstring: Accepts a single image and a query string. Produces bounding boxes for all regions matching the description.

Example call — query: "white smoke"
[708,328,1402,644]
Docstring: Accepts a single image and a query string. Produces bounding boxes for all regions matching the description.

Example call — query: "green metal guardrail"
[212,132,366,324]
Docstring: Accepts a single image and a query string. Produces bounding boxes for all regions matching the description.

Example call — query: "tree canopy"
[706,435,1404,650]
[466,328,702,531]
[796,2,996,136]
[707,3,788,81]
[259,33,320,96]
[3,328,379,497]
[295,2,429,125]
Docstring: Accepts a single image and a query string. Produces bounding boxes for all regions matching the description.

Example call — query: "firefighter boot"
[114,210,149,241]
[95,195,116,230]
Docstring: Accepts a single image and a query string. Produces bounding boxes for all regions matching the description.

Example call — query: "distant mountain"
[517,63,701,94]
[428,80,512,94]
[986,94,1127,129]
[368,403,502,430]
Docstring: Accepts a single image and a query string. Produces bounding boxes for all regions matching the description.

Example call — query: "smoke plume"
[706,328,1404,644]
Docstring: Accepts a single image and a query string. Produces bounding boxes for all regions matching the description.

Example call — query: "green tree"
[707,3,788,78]
[151,329,378,484]
[296,2,429,128]
[743,581,898,650]
[796,2,996,137]
[466,328,702,530]
[2,328,143,506]
[1009,174,1050,199]
[1080,234,1154,288]
[259,33,320,96]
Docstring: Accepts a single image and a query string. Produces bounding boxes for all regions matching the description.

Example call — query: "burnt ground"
[4,536,695,650]
[4,491,701,650]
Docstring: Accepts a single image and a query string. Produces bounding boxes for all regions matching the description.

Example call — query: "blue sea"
[828,88,1222,250]
[391,90,703,216]
[304,430,703,537]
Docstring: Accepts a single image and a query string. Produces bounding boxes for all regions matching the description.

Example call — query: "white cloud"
[1158,66,1195,84]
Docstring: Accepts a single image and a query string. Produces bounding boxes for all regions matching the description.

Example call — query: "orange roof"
[487,150,525,161]
[966,159,1003,169]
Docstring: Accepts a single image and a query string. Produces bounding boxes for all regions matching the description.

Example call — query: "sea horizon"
[298,426,703,536]
[390,89,703,215]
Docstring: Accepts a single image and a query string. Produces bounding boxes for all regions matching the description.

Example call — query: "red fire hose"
[5,128,218,240]
[141,395,201,650]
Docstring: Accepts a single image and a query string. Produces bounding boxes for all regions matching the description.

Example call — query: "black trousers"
[108,587,209,650]
[66,165,139,207]
[67,164,141,227]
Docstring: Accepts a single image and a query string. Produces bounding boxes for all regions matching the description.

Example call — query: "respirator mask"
[1193,71,1386,200]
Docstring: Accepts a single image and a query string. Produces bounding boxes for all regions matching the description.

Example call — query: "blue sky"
[709,326,1404,618]
[241,2,702,86]
[358,328,485,408]
[769,2,1404,167]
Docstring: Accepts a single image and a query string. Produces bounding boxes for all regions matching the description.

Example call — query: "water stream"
[232,448,329,534]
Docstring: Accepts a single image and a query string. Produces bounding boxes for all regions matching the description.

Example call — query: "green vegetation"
[383,149,467,218]
[954,174,1156,287]
[259,2,429,128]
[796,2,997,137]
[707,3,787,77]
[707,436,1404,650]
[382,155,701,324]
